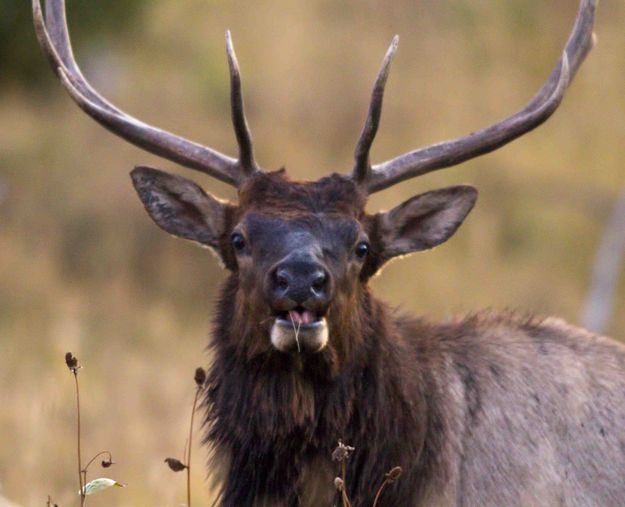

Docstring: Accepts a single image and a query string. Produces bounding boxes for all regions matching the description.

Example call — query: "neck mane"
[203,276,446,504]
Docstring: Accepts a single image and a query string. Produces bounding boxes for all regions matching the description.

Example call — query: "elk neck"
[203,276,446,503]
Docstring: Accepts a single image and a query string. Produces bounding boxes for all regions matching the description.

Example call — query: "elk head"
[130,165,477,363]
[33,0,596,367]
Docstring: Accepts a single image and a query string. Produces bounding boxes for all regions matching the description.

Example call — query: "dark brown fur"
[179,173,625,506]
[206,301,625,506]
[130,169,625,506]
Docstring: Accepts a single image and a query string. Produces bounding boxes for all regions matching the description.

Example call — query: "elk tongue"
[288,310,315,326]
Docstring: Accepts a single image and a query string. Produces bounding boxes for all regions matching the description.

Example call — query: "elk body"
[33,1,625,505]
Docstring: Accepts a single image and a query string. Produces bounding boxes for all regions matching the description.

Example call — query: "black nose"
[270,257,330,306]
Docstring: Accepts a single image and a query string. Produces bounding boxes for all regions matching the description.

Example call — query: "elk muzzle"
[266,252,333,353]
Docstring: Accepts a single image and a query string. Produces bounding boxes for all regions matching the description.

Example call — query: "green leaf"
[79,478,126,496]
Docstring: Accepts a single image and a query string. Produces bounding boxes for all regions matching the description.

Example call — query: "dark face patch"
[237,213,361,262]
[233,212,365,279]
[229,171,370,303]
[210,171,374,361]
[230,180,368,319]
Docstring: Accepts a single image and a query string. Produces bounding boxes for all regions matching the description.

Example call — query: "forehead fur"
[237,170,367,217]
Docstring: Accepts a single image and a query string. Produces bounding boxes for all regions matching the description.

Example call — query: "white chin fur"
[270,318,329,353]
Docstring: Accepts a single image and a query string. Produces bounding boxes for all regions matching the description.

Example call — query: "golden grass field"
[1,0,625,505]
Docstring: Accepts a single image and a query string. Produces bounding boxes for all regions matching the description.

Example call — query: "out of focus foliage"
[0,0,146,88]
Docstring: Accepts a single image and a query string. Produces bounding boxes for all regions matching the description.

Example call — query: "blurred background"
[1,0,624,505]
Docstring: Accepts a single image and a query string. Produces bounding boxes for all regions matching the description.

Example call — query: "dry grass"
[1,0,625,504]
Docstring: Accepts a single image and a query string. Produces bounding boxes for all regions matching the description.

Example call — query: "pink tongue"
[289,310,314,325]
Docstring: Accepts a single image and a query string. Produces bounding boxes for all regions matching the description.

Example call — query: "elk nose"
[271,263,330,305]
[310,271,327,296]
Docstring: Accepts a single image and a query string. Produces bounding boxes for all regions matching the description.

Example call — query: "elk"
[34,0,625,506]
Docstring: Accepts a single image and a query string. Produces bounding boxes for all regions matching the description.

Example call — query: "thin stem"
[83,450,113,473]
[74,372,85,507]
[372,478,391,507]
[372,467,402,507]
[340,461,352,507]
[341,489,352,507]
[187,387,201,507]
[183,438,189,469]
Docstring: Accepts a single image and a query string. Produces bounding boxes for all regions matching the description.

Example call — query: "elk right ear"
[130,166,228,250]
[375,185,477,261]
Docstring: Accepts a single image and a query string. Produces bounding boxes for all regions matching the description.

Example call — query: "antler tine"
[364,0,597,194]
[225,31,258,176]
[32,0,258,187]
[352,35,399,184]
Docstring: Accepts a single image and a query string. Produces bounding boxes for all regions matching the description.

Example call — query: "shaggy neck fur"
[204,275,447,506]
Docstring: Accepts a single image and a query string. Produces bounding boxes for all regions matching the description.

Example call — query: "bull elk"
[34,1,625,505]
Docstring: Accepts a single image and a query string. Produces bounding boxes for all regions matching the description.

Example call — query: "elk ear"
[130,166,227,249]
[377,185,477,259]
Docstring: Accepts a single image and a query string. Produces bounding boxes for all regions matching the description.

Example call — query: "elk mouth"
[270,307,329,353]
[275,307,324,326]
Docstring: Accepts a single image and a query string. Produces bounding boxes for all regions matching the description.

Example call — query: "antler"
[352,0,597,194]
[32,0,259,187]
[352,35,399,184]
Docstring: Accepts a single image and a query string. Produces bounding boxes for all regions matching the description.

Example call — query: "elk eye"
[231,233,246,251]
[355,241,369,259]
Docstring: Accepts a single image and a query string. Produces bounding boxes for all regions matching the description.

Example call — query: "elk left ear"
[130,166,228,250]
[377,185,477,259]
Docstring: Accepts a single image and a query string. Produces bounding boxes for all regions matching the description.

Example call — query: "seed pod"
[194,367,207,388]
[164,457,188,472]
[65,352,80,372]
[331,439,355,462]
[101,459,115,468]
[334,477,344,492]
[386,466,402,482]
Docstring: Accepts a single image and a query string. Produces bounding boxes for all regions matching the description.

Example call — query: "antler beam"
[32,0,259,187]
[353,0,597,194]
